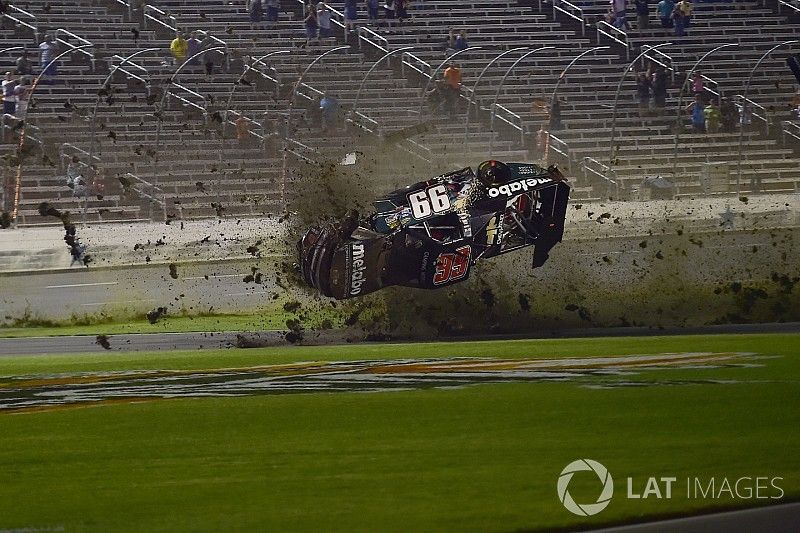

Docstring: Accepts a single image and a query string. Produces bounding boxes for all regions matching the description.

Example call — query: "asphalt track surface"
[593,501,800,532]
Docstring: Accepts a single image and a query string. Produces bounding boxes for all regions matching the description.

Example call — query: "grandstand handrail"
[194,30,231,71]
[248,56,281,85]
[494,103,525,145]
[399,138,433,163]
[1,114,41,146]
[581,156,619,197]
[109,54,151,89]
[294,0,346,31]
[733,94,769,133]
[124,172,167,220]
[347,111,380,134]
[596,21,629,60]
[778,0,800,14]
[59,143,102,170]
[1,5,39,42]
[553,0,585,36]
[781,120,800,145]
[548,133,571,167]
[54,28,96,70]
[357,26,389,52]
[401,52,432,78]
[640,45,675,83]
[143,5,178,33]
[700,74,721,99]
[224,110,268,142]
[168,83,209,118]
[111,0,134,19]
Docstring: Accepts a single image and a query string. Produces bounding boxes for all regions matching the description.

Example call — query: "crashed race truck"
[298,160,570,300]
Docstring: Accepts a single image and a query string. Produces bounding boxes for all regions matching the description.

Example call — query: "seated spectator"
[15,50,32,76]
[170,31,188,66]
[656,0,674,28]
[454,30,468,51]
[39,34,59,82]
[686,94,705,132]
[318,1,333,41]
[2,72,16,117]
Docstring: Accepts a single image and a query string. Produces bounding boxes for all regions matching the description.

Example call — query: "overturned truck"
[298,160,571,299]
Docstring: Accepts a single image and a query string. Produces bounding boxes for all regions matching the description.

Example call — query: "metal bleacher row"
[1,0,799,226]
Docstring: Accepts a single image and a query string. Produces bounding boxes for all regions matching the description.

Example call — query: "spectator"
[671,4,686,36]
[704,99,721,133]
[264,0,279,23]
[367,0,379,22]
[15,50,32,76]
[635,0,649,29]
[235,114,250,145]
[2,72,16,117]
[318,1,333,41]
[651,67,667,113]
[636,71,651,117]
[425,79,447,115]
[383,0,396,24]
[610,0,630,30]
[170,31,188,66]
[678,0,692,27]
[13,77,30,119]
[395,0,408,22]
[656,0,674,28]
[248,0,263,29]
[444,29,456,54]
[691,71,703,95]
[454,30,468,51]
[549,96,562,131]
[186,31,202,66]
[720,97,737,132]
[443,62,462,91]
[344,0,357,33]
[304,3,319,46]
[686,94,705,132]
[39,34,59,82]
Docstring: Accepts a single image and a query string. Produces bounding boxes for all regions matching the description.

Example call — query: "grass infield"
[0,333,798,531]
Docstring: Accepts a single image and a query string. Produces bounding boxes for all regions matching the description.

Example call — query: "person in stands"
[39,34,59,82]
[454,30,468,51]
[248,0,263,29]
[13,77,30,119]
[635,0,649,29]
[686,93,706,133]
[636,71,651,117]
[264,0,279,24]
[651,67,668,114]
[186,31,202,66]
[691,71,704,95]
[367,0,380,23]
[671,4,686,36]
[344,0,357,33]
[443,62,462,116]
[677,0,692,27]
[170,31,188,66]
[656,0,674,28]
[304,2,319,46]
[2,72,16,117]
[15,50,33,76]
[704,99,721,133]
[317,1,333,41]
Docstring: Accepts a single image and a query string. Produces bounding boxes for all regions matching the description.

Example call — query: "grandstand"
[1,0,799,226]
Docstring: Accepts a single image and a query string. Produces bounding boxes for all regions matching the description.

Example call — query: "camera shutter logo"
[557,459,614,516]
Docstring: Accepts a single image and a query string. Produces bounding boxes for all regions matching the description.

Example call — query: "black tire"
[477,160,511,186]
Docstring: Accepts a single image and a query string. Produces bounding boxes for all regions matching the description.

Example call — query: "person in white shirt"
[317,1,333,40]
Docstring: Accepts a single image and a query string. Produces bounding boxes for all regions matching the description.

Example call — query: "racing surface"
[0,351,765,412]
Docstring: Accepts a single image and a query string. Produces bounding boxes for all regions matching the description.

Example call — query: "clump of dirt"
[146,307,168,324]
[95,335,112,350]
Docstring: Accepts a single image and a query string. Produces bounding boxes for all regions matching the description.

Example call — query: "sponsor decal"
[457,211,472,237]
[433,245,471,285]
[488,178,552,198]
[349,242,367,296]
[486,214,502,245]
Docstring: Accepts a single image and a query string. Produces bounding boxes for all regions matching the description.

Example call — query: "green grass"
[0,333,798,531]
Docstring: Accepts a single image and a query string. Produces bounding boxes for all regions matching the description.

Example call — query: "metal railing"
[553,0,586,36]
[700,74,722,99]
[143,5,178,32]
[111,0,134,19]
[285,138,321,165]
[108,54,151,90]
[548,133,571,167]
[54,28,96,70]
[581,156,620,198]
[224,110,268,143]
[778,0,800,13]
[401,51,432,78]
[357,26,389,52]
[347,111,380,134]
[640,45,675,83]
[733,94,770,134]
[195,30,230,71]
[493,103,525,145]
[781,120,800,145]
[59,143,102,170]
[294,0,346,31]
[1,5,39,41]
[596,21,629,60]
[124,172,167,219]
[168,83,208,117]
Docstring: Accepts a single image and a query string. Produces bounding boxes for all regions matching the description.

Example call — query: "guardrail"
[168,83,208,118]
[778,0,800,13]
[143,4,178,32]
[401,51,432,78]
[733,94,769,134]
[548,133,571,168]
[347,110,380,134]
[494,103,525,145]
[59,143,102,171]
[781,120,800,145]
[640,45,675,83]
[596,21,629,60]
[195,30,230,72]
[248,56,281,85]
[699,74,722,99]
[1,5,39,41]
[124,172,167,219]
[553,0,586,36]
[54,28,96,70]
[580,156,620,198]
[110,0,133,19]
[286,138,321,165]
[224,110,270,143]
[109,54,151,91]
[357,26,389,52]
[2,113,40,146]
